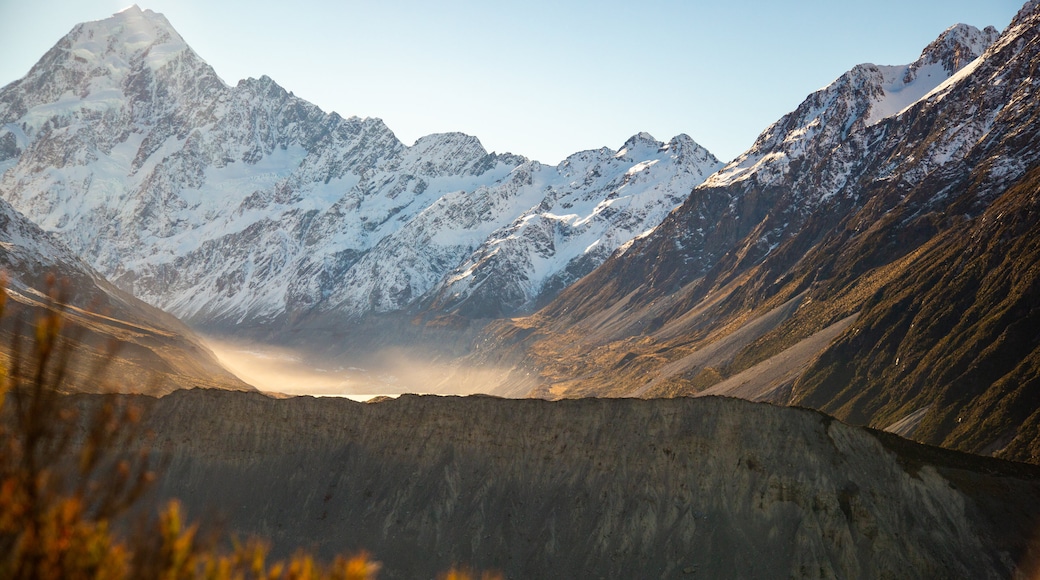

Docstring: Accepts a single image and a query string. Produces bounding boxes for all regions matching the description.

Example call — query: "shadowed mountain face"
[135,391,1040,579]
[0,196,250,394]
[793,165,1040,463]
[468,3,1040,464]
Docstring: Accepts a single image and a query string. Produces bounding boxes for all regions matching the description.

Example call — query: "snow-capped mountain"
[423,132,720,318]
[327,132,721,320]
[0,6,720,333]
[476,3,1040,462]
[708,23,999,191]
[0,6,519,327]
[567,20,1004,303]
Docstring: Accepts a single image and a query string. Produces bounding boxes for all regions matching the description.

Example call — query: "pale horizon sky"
[0,0,1024,164]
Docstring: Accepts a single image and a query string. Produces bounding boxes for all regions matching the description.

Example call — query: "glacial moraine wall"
[138,390,1040,579]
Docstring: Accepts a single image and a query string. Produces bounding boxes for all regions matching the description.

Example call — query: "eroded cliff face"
[139,390,1040,579]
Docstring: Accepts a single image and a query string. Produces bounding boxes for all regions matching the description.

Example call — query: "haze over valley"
[202,335,505,399]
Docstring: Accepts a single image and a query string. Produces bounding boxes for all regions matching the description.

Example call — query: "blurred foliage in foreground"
[0,277,500,580]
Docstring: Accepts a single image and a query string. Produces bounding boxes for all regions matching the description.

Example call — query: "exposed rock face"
[0,7,720,337]
[139,390,1040,579]
[473,4,1040,462]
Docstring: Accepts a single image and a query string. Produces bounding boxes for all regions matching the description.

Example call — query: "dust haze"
[202,336,511,399]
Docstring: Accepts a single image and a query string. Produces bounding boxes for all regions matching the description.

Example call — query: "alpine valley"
[0,0,1038,430]
[2,0,1040,435]
[4,2,1040,576]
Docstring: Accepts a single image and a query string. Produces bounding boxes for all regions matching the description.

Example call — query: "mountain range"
[0,5,720,340]
[5,4,1040,576]
[3,1,1040,468]
[471,1,1040,464]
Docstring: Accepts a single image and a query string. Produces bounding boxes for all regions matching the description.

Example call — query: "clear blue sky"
[0,0,1024,164]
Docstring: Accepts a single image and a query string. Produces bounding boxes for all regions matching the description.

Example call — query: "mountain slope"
[537,19,1000,323]
[794,165,1040,463]
[0,6,720,339]
[475,5,1040,462]
[0,196,250,394]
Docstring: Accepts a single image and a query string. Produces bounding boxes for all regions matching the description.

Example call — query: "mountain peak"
[621,131,659,148]
[57,3,190,75]
[614,132,664,160]
[0,3,212,121]
[99,4,181,40]
[915,23,1000,74]
[1013,0,1040,26]
[408,132,487,161]
[704,20,998,189]
[112,4,172,24]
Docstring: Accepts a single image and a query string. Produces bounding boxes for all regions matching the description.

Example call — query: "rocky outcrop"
[140,390,1040,579]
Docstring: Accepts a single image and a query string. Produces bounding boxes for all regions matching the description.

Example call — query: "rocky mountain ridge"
[0,6,720,335]
[470,3,1040,463]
